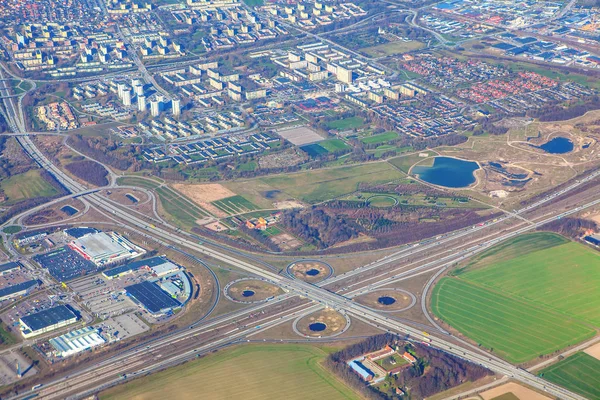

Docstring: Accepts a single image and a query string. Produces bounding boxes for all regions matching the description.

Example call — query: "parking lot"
[0,351,37,386]
[0,268,34,291]
[98,312,149,342]
[1,294,57,331]
[69,271,151,320]
[34,247,97,282]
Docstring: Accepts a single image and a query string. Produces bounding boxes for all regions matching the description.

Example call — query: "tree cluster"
[281,208,359,249]
[68,135,145,171]
[538,217,597,239]
[325,334,492,400]
[64,160,109,187]
[529,96,600,122]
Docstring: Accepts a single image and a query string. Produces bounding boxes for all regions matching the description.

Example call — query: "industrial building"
[0,280,39,302]
[19,305,78,338]
[49,326,106,358]
[68,231,145,267]
[0,261,22,276]
[125,280,181,315]
[102,256,171,279]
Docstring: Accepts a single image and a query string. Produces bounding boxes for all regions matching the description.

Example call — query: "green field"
[361,40,425,57]
[318,139,351,152]
[375,352,408,371]
[326,117,365,130]
[117,176,161,190]
[0,169,59,204]
[2,226,22,234]
[156,186,210,228]
[212,195,258,215]
[100,344,359,400]
[432,233,599,363]
[388,152,435,173]
[261,163,403,204]
[540,352,600,400]
[361,131,399,145]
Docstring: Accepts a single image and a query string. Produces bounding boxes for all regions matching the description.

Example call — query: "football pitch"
[100,344,359,400]
[431,232,599,364]
[540,352,600,400]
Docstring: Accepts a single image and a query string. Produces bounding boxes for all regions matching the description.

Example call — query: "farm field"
[100,344,359,400]
[212,195,258,215]
[0,169,59,204]
[458,233,600,326]
[539,352,600,400]
[260,163,403,204]
[156,186,210,228]
[432,232,599,363]
[431,278,594,363]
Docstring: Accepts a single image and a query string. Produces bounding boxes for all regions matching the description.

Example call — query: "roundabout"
[292,308,350,338]
[223,278,283,304]
[287,260,333,283]
[353,288,416,313]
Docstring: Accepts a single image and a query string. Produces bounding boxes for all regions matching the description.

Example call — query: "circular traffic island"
[287,260,333,283]
[293,308,350,338]
[353,289,416,312]
[225,279,283,303]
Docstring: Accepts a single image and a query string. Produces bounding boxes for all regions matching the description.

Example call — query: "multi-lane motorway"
[1,66,597,400]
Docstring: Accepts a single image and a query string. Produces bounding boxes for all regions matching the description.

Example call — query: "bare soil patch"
[271,233,303,251]
[172,183,235,204]
[584,341,600,360]
[480,382,552,400]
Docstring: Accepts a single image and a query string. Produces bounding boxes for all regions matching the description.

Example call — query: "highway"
[1,66,596,400]
[12,126,598,400]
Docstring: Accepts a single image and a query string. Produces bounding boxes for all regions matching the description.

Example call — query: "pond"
[309,322,327,332]
[538,137,573,154]
[412,157,479,188]
[305,269,320,276]
[242,290,255,298]
[378,296,396,306]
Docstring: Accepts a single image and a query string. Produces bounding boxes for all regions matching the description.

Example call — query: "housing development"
[0,0,599,399]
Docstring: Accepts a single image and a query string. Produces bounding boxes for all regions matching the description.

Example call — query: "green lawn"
[100,344,359,400]
[318,139,350,152]
[0,169,59,204]
[388,152,435,173]
[2,226,22,234]
[361,131,398,145]
[540,352,600,400]
[431,233,599,364]
[326,117,365,131]
[260,162,403,204]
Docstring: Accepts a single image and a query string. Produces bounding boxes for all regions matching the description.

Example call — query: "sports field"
[0,169,59,204]
[540,352,600,400]
[361,131,398,145]
[431,232,599,363]
[100,344,359,400]
[326,117,365,130]
[260,162,403,204]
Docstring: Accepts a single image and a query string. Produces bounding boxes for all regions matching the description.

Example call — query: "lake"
[539,137,573,154]
[412,157,479,188]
